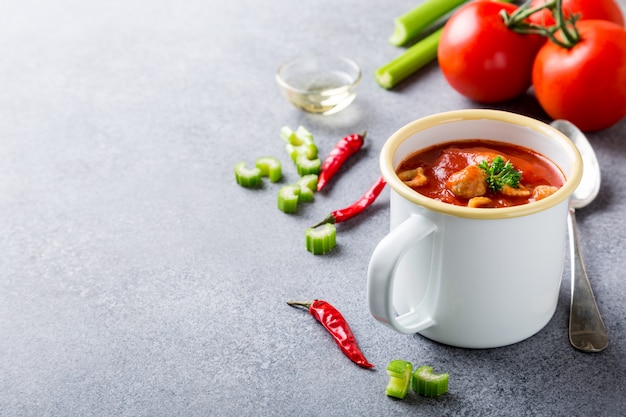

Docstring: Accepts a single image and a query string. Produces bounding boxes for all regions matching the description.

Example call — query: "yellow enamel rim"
[380,109,583,219]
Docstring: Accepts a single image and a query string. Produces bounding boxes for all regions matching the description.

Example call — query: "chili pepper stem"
[310,214,337,229]
[287,300,313,309]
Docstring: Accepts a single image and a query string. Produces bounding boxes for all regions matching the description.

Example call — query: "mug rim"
[380,109,583,219]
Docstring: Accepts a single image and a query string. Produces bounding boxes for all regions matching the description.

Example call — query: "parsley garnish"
[477,156,522,193]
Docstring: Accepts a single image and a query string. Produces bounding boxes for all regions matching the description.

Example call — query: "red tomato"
[532,20,626,131]
[528,0,624,27]
[438,1,544,103]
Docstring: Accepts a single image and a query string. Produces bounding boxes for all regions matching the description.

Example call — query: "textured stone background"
[1,0,625,415]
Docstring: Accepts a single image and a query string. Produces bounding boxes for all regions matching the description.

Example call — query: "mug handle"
[367,214,438,334]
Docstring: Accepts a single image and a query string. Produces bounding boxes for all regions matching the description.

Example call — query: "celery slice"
[297,174,319,192]
[281,125,313,146]
[286,143,318,162]
[282,125,319,178]
[296,174,318,203]
[296,155,321,176]
[305,223,336,255]
[412,365,449,397]
[280,126,297,144]
[277,185,300,213]
[389,0,468,46]
[234,162,262,188]
[376,28,442,90]
[385,360,413,399]
[255,156,283,183]
[295,125,314,143]
[298,186,314,203]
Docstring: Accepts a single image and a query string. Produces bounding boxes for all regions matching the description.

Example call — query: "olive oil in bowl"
[277,55,361,115]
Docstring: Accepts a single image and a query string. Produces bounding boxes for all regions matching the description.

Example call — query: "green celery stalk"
[389,0,469,46]
[376,27,442,90]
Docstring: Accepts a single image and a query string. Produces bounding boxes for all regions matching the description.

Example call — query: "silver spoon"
[551,119,608,352]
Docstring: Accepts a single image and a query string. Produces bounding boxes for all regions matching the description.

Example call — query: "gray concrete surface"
[1,0,625,415]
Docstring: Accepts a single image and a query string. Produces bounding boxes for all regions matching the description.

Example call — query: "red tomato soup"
[395,140,565,208]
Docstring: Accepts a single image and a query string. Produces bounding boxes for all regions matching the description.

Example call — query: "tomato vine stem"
[501,0,581,49]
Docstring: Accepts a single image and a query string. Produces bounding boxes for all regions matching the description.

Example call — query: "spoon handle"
[567,208,608,352]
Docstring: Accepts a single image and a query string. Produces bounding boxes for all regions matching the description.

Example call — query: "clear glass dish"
[276,55,361,115]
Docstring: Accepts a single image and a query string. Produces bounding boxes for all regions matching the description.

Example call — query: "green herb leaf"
[477,155,522,193]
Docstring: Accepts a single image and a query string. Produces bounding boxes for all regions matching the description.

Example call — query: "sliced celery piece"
[412,365,449,397]
[234,162,262,188]
[281,125,313,146]
[295,125,314,143]
[298,186,314,203]
[297,174,319,192]
[277,185,300,213]
[280,126,297,144]
[282,125,319,176]
[305,223,336,255]
[255,156,283,183]
[385,360,413,399]
[286,142,318,162]
[295,175,318,203]
[296,155,321,176]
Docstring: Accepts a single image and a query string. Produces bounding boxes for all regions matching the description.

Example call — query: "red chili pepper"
[287,299,374,369]
[317,131,366,191]
[312,176,386,228]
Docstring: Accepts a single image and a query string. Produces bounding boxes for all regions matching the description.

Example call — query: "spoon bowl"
[550,119,608,352]
[551,120,601,209]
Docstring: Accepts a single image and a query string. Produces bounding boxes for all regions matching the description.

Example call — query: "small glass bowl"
[276,55,361,115]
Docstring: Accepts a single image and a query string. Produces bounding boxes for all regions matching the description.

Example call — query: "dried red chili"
[317,132,366,191]
[287,299,374,368]
[312,176,386,227]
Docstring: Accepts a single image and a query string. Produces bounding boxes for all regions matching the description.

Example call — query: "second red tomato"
[438,1,543,103]
[528,0,624,27]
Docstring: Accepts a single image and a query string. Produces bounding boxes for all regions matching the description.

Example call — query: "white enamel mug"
[367,109,583,348]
